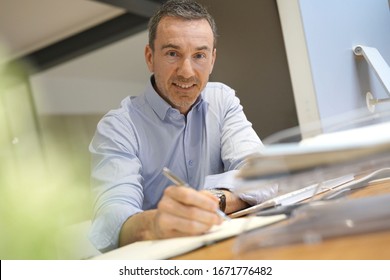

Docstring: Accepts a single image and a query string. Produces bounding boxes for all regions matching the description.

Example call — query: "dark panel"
[16,0,167,73]
[94,0,163,17]
[23,12,149,73]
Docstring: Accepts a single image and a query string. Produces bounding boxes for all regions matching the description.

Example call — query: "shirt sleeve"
[219,86,264,170]
[204,85,277,205]
[88,113,144,252]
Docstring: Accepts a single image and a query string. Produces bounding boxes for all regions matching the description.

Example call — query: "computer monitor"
[277,0,390,137]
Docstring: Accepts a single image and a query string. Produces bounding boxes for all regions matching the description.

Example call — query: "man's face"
[145,16,216,115]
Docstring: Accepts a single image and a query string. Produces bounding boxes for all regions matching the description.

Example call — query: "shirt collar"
[144,76,205,120]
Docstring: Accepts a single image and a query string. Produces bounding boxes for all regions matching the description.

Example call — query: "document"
[92,215,286,260]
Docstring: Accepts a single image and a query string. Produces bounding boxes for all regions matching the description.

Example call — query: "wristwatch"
[208,189,226,212]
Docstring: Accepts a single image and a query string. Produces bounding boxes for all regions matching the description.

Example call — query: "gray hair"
[148,0,218,51]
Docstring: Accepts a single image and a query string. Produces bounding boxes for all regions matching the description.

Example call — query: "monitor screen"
[277,0,390,136]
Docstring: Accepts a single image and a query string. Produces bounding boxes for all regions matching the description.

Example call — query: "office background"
[27,0,297,138]
[0,0,298,259]
[1,0,297,220]
[2,0,389,259]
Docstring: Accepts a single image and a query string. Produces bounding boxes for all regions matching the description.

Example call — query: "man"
[89,0,273,253]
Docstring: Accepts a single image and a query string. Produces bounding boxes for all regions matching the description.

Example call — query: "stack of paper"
[233,121,390,198]
[238,121,390,180]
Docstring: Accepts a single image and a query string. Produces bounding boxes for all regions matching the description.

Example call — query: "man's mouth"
[173,82,195,89]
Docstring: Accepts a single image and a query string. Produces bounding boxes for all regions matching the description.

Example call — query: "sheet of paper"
[92,215,286,260]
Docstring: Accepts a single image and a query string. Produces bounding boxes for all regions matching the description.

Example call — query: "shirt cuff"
[203,170,278,205]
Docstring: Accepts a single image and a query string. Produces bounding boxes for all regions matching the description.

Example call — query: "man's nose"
[177,58,195,78]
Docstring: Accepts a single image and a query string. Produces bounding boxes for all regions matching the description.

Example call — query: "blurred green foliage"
[0,44,91,259]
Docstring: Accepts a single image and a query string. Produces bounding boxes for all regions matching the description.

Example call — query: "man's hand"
[119,185,222,246]
[153,185,223,239]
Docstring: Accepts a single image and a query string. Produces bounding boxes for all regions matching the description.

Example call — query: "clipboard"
[230,173,354,218]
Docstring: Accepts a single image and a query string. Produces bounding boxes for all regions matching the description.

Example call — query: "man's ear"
[145,44,154,73]
[210,48,217,74]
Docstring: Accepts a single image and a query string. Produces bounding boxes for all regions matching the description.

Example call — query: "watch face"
[209,189,226,212]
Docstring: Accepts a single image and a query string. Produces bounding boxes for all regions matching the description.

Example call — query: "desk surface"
[173,180,390,260]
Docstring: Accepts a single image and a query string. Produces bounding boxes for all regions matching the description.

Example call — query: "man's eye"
[167,51,177,57]
[194,53,206,59]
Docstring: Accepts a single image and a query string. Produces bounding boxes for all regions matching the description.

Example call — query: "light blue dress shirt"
[89,77,265,252]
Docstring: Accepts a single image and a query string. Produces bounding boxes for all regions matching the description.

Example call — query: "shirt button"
[188,160,194,166]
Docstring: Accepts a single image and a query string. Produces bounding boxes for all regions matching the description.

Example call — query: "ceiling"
[0,0,164,71]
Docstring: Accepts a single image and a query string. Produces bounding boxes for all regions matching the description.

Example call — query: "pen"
[162,167,231,221]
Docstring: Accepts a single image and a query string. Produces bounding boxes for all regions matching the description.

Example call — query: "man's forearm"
[118,210,158,247]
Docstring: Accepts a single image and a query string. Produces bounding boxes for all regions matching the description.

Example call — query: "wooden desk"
[173,179,390,260]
